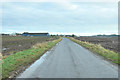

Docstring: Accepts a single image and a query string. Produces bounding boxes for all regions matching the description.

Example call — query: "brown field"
[2,36,59,56]
[75,36,119,52]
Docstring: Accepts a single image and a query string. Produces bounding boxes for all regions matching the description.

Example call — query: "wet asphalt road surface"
[17,38,118,78]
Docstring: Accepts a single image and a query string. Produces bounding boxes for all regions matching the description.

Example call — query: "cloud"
[2,2,118,35]
[1,0,119,2]
[56,1,78,10]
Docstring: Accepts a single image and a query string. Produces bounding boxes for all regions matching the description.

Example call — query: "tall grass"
[0,53,2,80]
[68,37,119,65]
[2,38,62,78]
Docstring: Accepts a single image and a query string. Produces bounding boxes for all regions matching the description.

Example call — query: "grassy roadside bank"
[2,38,62,79]
[68,37,119,65]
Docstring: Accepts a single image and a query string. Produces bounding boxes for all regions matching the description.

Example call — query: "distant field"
[75,36,119,52]
[2,36,59,56]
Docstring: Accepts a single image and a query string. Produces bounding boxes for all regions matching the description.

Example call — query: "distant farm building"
[2,34,9,36]
[22,32,49,36]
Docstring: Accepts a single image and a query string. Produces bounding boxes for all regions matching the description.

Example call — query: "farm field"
[75,36,119,52]
[2,36,61,79]
[2,36,59,56]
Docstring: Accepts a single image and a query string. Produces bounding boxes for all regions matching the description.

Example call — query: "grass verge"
[68,37,119,65]
[0,64,1,80]
[2,38,62,78]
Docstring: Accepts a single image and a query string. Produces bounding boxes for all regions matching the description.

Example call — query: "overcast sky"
[2,1,118,36]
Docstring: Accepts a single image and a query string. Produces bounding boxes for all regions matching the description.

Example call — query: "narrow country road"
[17,38,118,78]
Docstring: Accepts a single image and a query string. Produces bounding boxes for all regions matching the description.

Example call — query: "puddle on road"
[26,51,49,70]
[17,42,60,78]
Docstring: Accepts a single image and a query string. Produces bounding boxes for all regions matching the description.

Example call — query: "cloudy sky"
[2,1,118,36]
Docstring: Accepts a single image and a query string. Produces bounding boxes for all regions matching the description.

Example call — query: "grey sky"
[2,1,118,36]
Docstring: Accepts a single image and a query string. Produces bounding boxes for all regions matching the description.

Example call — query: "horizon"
[1,31,118,36]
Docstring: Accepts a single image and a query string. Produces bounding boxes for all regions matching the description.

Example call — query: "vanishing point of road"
[17,38,118,78]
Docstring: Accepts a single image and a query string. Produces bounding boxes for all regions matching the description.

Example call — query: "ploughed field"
[75,36,119,52]
[2,36,59,56]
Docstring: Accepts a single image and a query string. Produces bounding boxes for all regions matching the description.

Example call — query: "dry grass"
[33,42,48,49]
[0,53,2,59]
[68,37,119,65]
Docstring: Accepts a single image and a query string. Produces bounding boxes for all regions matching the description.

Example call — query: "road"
[17,38,118,78]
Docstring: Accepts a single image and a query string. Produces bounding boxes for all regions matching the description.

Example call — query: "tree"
[72,34,75,37]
